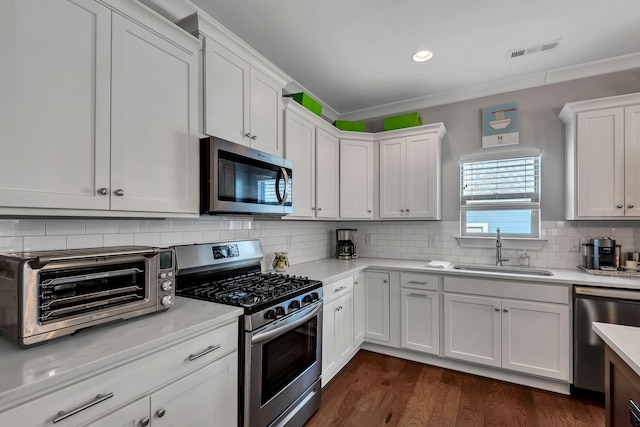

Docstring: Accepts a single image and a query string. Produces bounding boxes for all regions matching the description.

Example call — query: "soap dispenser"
[519,251,530,267]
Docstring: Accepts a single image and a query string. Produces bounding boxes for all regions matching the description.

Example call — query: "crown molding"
[339,52,640,122]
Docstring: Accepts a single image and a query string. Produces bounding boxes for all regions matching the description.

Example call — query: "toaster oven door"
[20,254,161,346]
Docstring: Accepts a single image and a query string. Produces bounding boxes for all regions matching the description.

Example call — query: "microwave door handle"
[275,168,283,204]
[281,168,290,206]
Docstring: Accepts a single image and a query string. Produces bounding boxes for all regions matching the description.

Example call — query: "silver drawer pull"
[188,344,221,361]
[334,286,347,293]
[408,281,428,285]
[407,293,429,298]
[53,393,114,423]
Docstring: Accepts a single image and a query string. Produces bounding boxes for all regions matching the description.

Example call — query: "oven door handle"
[251,302,322,344]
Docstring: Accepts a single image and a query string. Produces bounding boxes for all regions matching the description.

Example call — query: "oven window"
[261,317,317,404]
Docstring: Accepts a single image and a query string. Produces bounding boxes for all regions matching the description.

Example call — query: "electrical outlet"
[568,238,580,252]
[428,235,436,248]
[287,236,293,249]
[365,233,372,245]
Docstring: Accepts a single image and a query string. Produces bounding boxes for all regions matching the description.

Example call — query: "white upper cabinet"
[377,124,445,220]
[0,0,200,217]
[179,14,290,156]
[284,100,339,219]
[560,92,640,219]
[340,136,375,219]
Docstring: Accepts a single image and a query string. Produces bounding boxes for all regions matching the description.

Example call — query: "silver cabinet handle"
[114,189,125,197]
[400,209,404,212]
[383,280,388,283]
[629,204,635,209]
[617,204,624,208]
[503,309,509,313]
[140,418,150,427]
[407,293,429,297]
[367,209,372,213]
[97,188,109,196]
[406,209,410,213]
[251,135,257,140]
[156,408,166,418]
[408,280,428,285]
[334,286,347,293]
[53,393,114,423]
[318,207,322,211]
[188,344,221,361]
[245,132,252,138]
[311,207,316,211]
[494,307,500,312]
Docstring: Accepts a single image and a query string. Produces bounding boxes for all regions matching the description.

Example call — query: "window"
[460,154,540,238]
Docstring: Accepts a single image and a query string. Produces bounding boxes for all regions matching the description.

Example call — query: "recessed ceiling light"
[412,50,433,63]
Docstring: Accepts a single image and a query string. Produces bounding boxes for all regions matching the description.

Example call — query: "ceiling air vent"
[506,38,562,60]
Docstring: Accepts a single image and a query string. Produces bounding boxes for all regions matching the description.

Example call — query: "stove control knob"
[161,295,173,306]
[310,292,319,301]
[302,295,312,305]
[161,280,172,291]
[275,306,286,317]
[289,300,301,311]
[264,310,276,320]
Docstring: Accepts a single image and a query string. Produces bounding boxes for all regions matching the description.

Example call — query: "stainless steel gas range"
[174,240,322,427]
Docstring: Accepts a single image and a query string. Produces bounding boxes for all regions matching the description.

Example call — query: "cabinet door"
[202,38,249,145]
[401,289,439,354]
[340,139,374,219]
[284,110,315,217]
[405,133,439,219]
[83,398,149,427]
[315,128,340,218]
[364,272,390,342]
[576,108,625,217]
[151,352,238,427]
[249,68,283,155]
[110,14,199,214]
[501,299,569,380]
[379,138,405,218]
[0,0,111,210]
[321,298,338,384]
[353,272,365,347]
[443,293,501,367]
[336,292,354,360]
[625,104,640,216]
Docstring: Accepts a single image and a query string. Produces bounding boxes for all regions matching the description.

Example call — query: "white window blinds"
[460,155,540,210]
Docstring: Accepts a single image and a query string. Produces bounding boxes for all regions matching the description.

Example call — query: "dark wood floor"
[305,350,604,427]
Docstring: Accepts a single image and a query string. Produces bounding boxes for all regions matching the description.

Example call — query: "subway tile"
[24,236,67,251]
[133,233,161,246]
[67,235,103,249]
[171,221,194,232]
[119,220,146,233]
[0,237,23,252]
[146,220,172,233]
[104,234,134,247]
[15,219,46,236]
[161,232,185,245]
[86,220,119,234]
[46,220,85,235]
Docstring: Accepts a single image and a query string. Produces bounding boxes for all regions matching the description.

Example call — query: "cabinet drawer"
[400,273,440,290]
[324,276,354,303]
[0,321,238,426]
[443,276,569,304]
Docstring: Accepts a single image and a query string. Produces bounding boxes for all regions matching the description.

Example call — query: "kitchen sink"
[451,264,554,276]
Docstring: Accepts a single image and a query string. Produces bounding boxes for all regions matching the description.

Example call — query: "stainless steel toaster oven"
[0,246,175,347]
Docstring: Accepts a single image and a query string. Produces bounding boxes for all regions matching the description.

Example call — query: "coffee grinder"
[336,229,357,260]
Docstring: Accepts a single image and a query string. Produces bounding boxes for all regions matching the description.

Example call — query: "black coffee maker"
[581,237,620,270]
[336,229,357,260]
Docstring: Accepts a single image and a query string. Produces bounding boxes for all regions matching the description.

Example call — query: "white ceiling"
[176,0,640,120]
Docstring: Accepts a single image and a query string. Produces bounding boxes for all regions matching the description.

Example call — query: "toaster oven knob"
[161,280,172,291]
[161,295,173,306]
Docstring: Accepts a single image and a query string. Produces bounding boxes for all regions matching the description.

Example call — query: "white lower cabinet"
[363,272,390,343]
[353,272,366,347]
[400,273,440,355]
[0,322,238,427]
[443,278,570,381]
[322,276,354,386]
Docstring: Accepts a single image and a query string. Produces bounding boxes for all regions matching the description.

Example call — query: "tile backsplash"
[2,217,640,271]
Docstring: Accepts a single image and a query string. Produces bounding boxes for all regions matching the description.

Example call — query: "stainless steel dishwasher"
[573,286,640,395]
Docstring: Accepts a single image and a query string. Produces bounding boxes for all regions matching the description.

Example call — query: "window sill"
[455,236,547,251]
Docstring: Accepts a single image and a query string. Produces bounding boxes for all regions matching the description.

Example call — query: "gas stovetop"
[173,241,323,331]
[177,272,322,310]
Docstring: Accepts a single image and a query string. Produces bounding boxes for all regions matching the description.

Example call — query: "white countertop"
[284,257,640,289]
[0,297,242,410]
[593,322,640,377]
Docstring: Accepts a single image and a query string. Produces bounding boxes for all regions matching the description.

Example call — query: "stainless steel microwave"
[200,137,293,215]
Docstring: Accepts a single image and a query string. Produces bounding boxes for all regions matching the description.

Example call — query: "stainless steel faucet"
[496,227,509,266]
